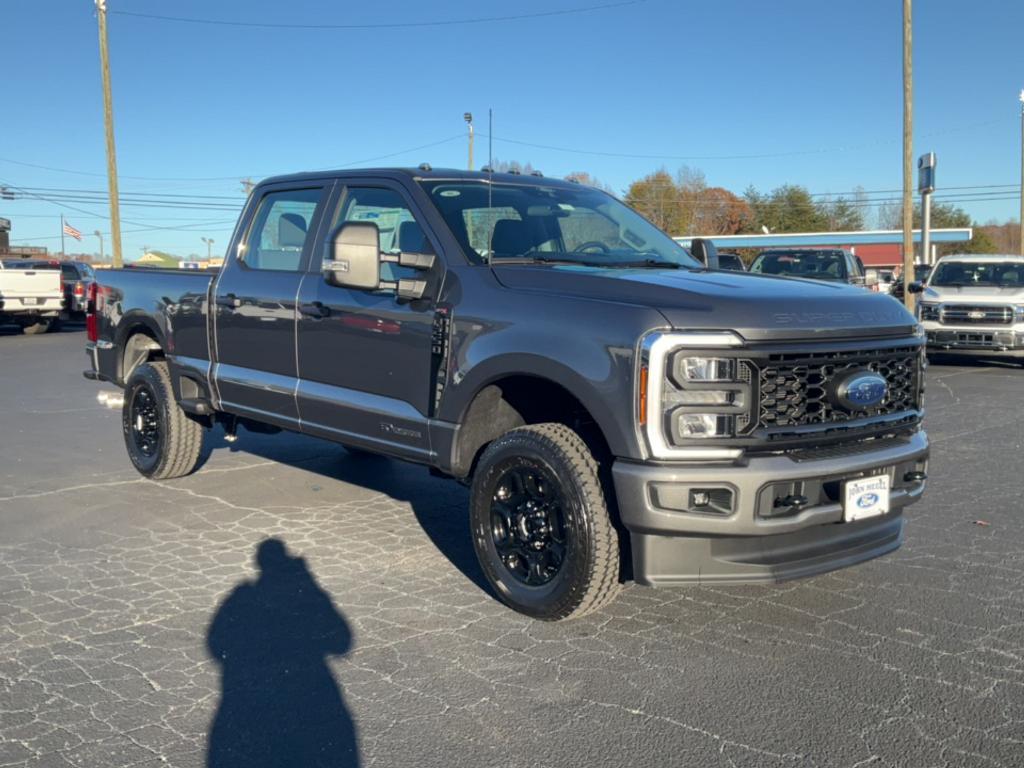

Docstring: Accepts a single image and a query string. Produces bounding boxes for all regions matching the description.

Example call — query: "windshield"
[419,180,700,268]
[928,261,1024,287]
[750,250,848,281]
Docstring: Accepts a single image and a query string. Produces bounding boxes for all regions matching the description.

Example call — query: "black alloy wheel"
[489,462,569,587]
[129,384,161,458]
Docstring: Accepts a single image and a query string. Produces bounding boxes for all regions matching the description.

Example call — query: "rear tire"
[469,423,621,621]
[123,361,205,479]
[19,318,51,335]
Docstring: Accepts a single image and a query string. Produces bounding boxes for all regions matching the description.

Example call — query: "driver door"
[295,180,442,461]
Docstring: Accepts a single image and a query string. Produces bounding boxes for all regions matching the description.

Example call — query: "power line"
[109,1,647,30]
[482,116,1015,162]
[0,134,465,182]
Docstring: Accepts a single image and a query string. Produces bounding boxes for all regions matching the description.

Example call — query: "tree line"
[487,161,1009,255]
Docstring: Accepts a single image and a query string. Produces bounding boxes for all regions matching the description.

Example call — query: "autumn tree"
[688,187,753,235]
[625,169,689,234]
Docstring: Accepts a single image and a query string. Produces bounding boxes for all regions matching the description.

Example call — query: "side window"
[334,187,431,281]
[242,188,323,272]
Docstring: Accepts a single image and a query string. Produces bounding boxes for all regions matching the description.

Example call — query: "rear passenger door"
[212,184,329,427]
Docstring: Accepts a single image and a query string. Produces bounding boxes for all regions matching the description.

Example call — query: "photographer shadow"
[206,538,359,767]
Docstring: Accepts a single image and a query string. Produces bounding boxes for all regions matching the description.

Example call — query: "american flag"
[63,220,82,241]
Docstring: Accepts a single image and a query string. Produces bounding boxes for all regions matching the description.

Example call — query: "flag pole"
[60,214,66,259]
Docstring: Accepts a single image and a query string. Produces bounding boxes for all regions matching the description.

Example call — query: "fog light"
[691,491,711,507]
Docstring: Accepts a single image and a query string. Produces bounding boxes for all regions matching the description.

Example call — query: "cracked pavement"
[1,327,1023,767]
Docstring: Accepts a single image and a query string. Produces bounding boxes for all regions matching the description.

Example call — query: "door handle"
[299,301,330,319]
[216,293,241,309]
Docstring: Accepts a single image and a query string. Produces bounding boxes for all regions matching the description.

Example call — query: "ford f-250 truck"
[83,168,930,620]
[917,254,1024,364]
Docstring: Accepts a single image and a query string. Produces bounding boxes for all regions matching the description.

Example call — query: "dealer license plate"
[21,297,38,306]
[843,475,890,522]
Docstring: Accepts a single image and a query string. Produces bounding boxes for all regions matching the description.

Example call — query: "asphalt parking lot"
[2,326,1023,768]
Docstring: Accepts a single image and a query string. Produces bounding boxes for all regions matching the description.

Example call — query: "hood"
[491,264,917,342]
[923,284,1024,304]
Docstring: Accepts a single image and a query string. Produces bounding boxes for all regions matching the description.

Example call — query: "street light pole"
[464,112,474,171]
[94,230,104,263]
[201,237,214,261]
[1019,90,1023,255]
[95,0,123,268]
[901,0,915,312]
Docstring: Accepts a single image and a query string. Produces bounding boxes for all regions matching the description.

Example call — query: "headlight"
[919,303,940,321]
[1015,305,1024,323]
[639,333,750,459]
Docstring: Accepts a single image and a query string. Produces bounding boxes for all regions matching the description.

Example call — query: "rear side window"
[242,188,323,271]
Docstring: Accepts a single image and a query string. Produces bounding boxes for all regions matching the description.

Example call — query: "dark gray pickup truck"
[84,167,929,620]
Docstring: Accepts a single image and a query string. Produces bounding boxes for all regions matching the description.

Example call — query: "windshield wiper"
[491,255,607,267]
[601,258,685,269]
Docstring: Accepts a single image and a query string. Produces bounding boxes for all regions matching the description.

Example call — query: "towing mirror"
[908,281,925,294]
[690,238,720,270]
[324,222,381,291]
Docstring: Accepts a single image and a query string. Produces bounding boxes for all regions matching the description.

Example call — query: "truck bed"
[93,267,215,381]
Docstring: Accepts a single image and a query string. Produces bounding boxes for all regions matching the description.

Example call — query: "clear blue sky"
[3,0,1022,260]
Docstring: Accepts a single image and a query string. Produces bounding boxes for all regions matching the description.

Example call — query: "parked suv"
[917,254,1024,363]
[84,168,929,620]
[750,248,875,289]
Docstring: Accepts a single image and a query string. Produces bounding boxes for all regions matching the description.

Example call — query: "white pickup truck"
[918,254,1024,365]
[0,260,64,334]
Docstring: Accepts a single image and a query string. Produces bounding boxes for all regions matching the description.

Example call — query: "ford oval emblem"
[857,493,879,508]
[835,371,888,411]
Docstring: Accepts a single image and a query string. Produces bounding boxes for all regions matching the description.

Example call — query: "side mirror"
[690,238,719,270]
[324,222,381,290]
[908,281,925,294]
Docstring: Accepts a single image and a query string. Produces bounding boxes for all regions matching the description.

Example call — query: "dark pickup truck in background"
[84,168,929,620]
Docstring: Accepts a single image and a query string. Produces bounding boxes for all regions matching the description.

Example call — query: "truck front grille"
[758,346,922,430]
[940,305,1014,325]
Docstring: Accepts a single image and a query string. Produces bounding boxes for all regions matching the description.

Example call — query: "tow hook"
[97,391,125,409]
[903,470,927,483]
[775,494,810,512]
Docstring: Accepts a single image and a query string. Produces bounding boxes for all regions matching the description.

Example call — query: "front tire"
[122,361,205,479]
[469,423,621,620]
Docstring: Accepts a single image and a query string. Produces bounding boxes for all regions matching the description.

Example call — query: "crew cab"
[0,259,64,334]
[84,168,930,620]
[917,254,1024,363]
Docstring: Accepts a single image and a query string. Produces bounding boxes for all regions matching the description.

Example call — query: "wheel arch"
[115,313,166,383]
[446,365,629,480]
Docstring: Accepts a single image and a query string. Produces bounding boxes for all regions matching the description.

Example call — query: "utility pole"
[94,230,104,263]
[241,178,255,196]
[1019,90,1024,255]
[95,0,123,268]
[901,0,915,312]
[464,112,474,171]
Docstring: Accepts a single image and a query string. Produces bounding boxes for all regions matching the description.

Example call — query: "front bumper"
[612,431,929,585]
[922,322,1024,356]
